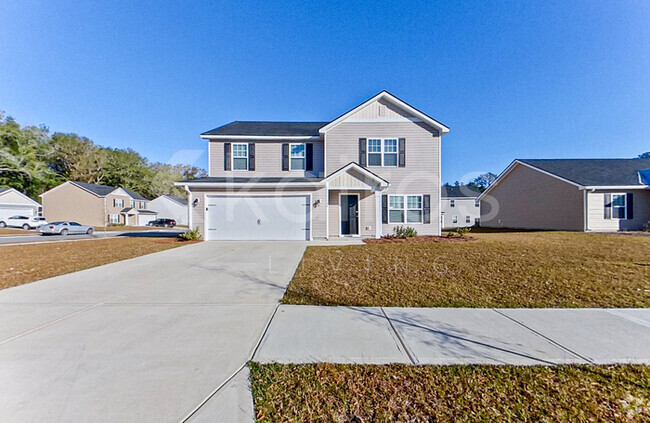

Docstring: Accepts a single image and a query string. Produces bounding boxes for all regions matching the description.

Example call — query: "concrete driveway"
[0,241,305,422]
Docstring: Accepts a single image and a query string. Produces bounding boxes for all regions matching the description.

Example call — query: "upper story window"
[290,144,306,170]
[475,199,480,207]
[113,198,124,207]
[450,199,455,207]
[130,200,135,208]
[232,143,248,170]
[367,138,398,167]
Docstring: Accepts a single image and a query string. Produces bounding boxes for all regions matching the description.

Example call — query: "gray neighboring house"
[149,195,189,226]
[441,185,481,229]
[177,91,449,240]
[479,158,650,231]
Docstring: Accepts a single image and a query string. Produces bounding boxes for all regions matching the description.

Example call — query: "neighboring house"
[0,187,42,219]
[441,185,481,229]
[479,158,650,231]
[149,195,189,226]
[40,181,157,227]
[177,91,449,240]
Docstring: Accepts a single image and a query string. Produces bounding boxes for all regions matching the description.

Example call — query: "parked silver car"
[38,221,94,236]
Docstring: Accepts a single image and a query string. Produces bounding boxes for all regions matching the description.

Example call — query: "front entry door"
[340,194,359,235]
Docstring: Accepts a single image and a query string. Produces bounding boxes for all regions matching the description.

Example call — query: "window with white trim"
[232,143,248,170]
[388,195,423,224]
[450,199,455,207]
[130,200,135,208]
[475,199,480,207]
[452,215,458,224]
[367,138,398,167]
[466,216,471,223]
[109,214,119,224]
[290,143,306,170]
[113,198,124,207]
[611,194,627,219]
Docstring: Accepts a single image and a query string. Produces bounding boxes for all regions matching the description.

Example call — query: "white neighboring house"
[441,185,481,229]
[0,188,42,221]
[149,195,189,226]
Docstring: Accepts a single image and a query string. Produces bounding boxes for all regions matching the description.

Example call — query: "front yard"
[283,232,650,308]
[0,237,188,290]
[250,363,650,422]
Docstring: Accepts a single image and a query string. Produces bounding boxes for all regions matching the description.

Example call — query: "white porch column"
[375,189,382,239]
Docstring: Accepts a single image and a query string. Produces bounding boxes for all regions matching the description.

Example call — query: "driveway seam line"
[381,307,418,365]
[491,309,593,364]
[179,303,281,423]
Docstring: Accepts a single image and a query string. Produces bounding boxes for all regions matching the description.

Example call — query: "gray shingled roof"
[519,158,650,187]
[441,185,482,198]
[72,181,147,200]
[167,195,188,206]
[0,187,9,194]
[201,121,329,137]
[181,176,322,184]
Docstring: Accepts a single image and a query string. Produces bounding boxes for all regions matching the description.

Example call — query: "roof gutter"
[174,181,324,189]
[201,135,321,140]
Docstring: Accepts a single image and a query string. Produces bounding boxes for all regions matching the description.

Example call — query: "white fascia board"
[583,185,650,190]
[201,135,321,141]
[175,182,324,189]
[323,163,389,188]
[319,91,449,134]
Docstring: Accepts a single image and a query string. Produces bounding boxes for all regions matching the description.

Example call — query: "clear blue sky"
[1,0,649,183]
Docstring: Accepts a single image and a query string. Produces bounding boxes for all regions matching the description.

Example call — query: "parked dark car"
[146,218,176,228]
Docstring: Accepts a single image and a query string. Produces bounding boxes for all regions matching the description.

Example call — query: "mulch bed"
[364,235,475,244]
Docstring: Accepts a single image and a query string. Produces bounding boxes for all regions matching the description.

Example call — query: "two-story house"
[178,91,449,240]
[40,181,157,227]
[441,185,481,229]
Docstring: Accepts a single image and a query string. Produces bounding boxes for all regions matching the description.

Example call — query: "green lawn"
[282,232,650,308]
[250,363,650,422]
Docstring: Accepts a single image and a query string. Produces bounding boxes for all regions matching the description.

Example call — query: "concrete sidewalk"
[254,306,650,365]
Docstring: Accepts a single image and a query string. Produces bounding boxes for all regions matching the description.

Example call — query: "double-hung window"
[611,194,627,219]
[388,195,423,224]
[130,200,135,208]
[109,214,119,224]
[450,199,455,207]
[475,199,480,207]
[466,216,471,223]
[367,138,398,167]
[114,198,124,207]
[452,215,458,224]
[232,144,248,170]
[290,143,306,170]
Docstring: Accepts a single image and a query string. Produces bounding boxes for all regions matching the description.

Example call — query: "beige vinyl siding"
[325,121,441,235]
[586,189,650,231]
[347,98,415,121]
[442,198,480,229]
[209,140,324,177]
[0,190,38,206]
[42,183,106,227]
[328,190,376,237]
[328,170,378,189]
[480,163,584,231]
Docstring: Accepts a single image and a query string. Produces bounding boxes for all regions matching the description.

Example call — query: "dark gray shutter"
[627,193,633,219]
[398,138,406,167]
[604,193,611,219]
[248,143,255,171]
[224,143,231,171]
[423,194,431,224]
[282,143,289,171]
[382,194,388,224]
[359,138,367,167]
[306,143,313,171]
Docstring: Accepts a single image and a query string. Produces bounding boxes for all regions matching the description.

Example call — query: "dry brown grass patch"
[283,232,650,308]
[250,363,650,422]
[0,237,185,289]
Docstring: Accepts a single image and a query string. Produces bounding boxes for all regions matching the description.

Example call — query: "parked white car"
[0,215,48,230]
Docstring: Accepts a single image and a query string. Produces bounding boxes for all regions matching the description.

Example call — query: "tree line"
[0,112,205,199]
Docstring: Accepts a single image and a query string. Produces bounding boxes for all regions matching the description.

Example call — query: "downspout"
[184,185,192,229]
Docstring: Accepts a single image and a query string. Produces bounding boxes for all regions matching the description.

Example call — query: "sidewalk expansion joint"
[491,309,594,364]
[380,307,418,365]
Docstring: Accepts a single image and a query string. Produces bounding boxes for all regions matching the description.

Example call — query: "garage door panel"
[206,195,309,241]
[0,205,37,219]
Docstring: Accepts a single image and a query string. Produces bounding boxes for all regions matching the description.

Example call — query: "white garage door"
[206,195,310,240]
[0,205,37,220]
[138,214,157,226]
